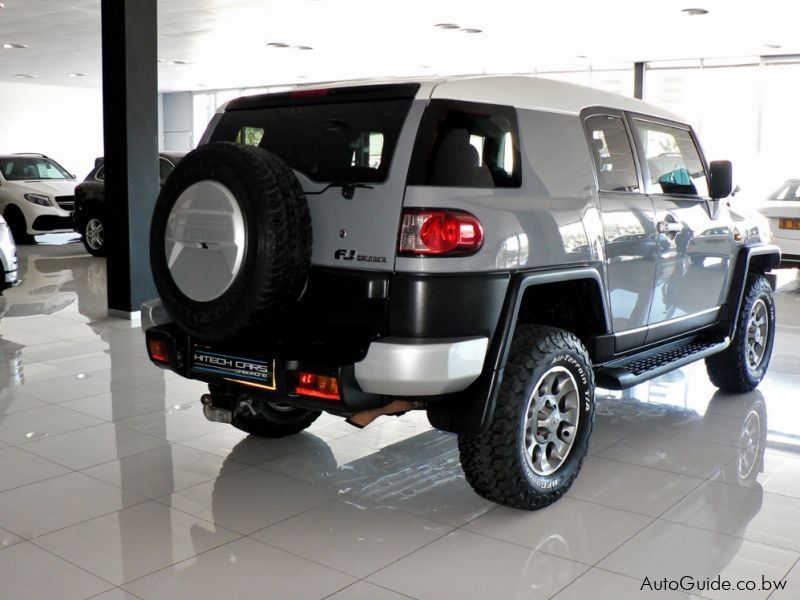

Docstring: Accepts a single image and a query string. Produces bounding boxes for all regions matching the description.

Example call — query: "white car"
[757,179,800,267]
[0,215,19,292]
[0,154,77,244]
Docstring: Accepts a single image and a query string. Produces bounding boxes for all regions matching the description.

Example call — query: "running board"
[594,336,730,390]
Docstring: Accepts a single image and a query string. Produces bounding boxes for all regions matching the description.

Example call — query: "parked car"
[142,76,779,510]
[0,154,77,244]
[0,215,19,292]
[756,178,800,267]
[73,152,186,256]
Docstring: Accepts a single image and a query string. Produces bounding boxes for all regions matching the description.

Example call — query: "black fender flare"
[428,266,609,435]
[717,244,781,338]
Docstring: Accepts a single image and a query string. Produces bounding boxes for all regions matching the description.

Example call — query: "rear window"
[210,97,413,184]
[408,100,521,188]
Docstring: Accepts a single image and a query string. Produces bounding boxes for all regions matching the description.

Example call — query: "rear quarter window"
[407,100,522,188]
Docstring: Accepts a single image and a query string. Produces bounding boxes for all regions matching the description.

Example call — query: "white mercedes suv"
[0,154,77,243]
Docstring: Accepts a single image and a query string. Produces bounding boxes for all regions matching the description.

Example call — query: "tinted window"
[159,158,175,182]
[408,100,521,188]
[210,98,413,184]
[585,115,639,193]
[0,157,72,181]
[633,120,709,197]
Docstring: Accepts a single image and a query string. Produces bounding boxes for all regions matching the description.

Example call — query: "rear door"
[628,116,732,343]
[208,84,425,271]
[584,110,657,352]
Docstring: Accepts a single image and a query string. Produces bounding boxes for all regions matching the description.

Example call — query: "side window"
[584,115,639,193]
[633,119,709,197]
[95,166,105,181]
[408,100,521,188]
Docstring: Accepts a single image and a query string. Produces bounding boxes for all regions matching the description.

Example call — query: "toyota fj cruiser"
[143,76,779,510]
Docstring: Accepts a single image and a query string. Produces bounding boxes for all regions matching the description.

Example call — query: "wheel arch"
[717,244,781,339]
[428,267,609,435]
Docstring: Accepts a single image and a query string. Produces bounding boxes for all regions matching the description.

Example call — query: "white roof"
[427,75,684,122]
[224,74,685,124]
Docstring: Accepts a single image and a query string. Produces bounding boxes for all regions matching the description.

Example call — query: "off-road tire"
[232,403,321,438]
[150,142,311,340]
[706,275,775,393]
[4,206,34,245]
[458,325,595,510]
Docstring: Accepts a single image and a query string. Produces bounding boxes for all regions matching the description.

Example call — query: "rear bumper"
[143,299,489,405]
[354,337,488,395]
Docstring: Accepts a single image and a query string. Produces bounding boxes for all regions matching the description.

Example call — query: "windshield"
[0,157,72,181]
[210,97,413,184]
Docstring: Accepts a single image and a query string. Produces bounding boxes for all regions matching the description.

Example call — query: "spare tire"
[150,142,311,340]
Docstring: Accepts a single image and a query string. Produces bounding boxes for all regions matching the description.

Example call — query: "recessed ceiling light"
[68,72,87,78]
[295,45,313,51]
[297,75,308,80]
[460,28,482,34]
[763,43,782,50]
[0,4,5,8]
[166,59,192,65]
[15,73,37,79]
[3,43,28,49]
[435,23,460,30]
[267,42,291,48]
[682,8,709,16]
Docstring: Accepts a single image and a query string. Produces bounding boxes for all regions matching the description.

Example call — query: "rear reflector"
[147,339,170,364]
[294,372,341,400]
[398,209,484,256]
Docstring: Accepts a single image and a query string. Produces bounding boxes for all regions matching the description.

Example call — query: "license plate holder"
[779,218,800,230]
[190,346,276,390]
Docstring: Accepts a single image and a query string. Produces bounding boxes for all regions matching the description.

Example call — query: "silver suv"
[143,76,779,510]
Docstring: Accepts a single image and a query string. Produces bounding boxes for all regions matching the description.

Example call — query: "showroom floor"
[0,240,799,600]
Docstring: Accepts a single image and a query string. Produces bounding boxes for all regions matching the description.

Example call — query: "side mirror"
[709,160,733,199]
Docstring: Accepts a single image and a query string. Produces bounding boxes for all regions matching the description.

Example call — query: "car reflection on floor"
[1,243,800,599]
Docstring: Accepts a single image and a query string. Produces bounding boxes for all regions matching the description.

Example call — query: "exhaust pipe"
[201,393,232,424]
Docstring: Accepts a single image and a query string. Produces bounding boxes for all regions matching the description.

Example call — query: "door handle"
[657,221,683,234]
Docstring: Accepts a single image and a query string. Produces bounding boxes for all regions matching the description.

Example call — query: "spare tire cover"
[150,141,311,340]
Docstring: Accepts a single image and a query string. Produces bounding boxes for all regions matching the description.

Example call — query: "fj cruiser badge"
[334,249,387,263]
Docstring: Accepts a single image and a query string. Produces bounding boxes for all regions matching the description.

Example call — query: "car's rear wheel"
[81,215,107,256]
[458,324,595,510]
[232,398,321,438]
[3,206,34,245]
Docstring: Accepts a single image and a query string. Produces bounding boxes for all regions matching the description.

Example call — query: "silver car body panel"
[354,336,489,396]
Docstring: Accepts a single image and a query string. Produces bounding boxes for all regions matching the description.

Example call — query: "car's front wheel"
[706,274,775,392]
[458,324,595,510]
[81,215,107,256]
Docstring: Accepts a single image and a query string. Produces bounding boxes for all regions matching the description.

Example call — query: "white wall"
[0,82,104,181]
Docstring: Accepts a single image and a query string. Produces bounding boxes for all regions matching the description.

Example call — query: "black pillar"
[634,62,646,100]
[101,0,159,317]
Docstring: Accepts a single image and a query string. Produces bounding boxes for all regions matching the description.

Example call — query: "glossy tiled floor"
[1,239,800,599]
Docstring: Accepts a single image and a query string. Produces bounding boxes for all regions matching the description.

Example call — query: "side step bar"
[594,336,730,390]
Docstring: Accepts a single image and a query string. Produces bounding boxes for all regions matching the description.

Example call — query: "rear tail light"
[294,372,341,401]
[147,339,170,364]
[398,209,484,256]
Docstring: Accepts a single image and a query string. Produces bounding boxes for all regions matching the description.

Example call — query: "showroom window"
[407,100,521,188]
[632,119,709,197]
[585,114,640,193]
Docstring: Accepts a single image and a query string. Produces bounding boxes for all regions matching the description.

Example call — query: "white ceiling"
[0,0,798,92]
